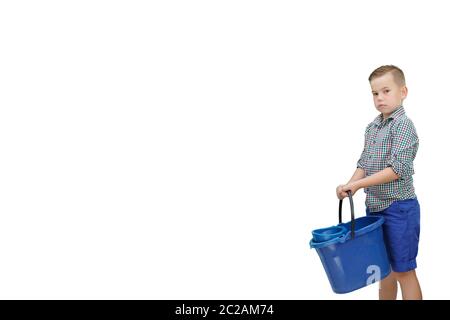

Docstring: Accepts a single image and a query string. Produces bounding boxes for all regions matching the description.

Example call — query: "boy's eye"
[384,90,390,94]
[373,93,378,96]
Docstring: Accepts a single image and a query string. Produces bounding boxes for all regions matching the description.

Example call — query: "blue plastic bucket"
[310,192,391,293]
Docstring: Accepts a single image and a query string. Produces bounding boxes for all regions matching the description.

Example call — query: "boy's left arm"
[342,167,399,195]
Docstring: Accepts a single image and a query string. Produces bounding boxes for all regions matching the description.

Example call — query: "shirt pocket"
[373,128,392,158]
[374,126,390,146]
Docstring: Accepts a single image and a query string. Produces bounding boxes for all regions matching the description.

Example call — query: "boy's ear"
[401,86,408,100]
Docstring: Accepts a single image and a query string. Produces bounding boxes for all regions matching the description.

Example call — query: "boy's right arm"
[347,167,366,183]
[336,168,365,199]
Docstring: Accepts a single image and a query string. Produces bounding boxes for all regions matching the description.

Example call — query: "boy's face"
[370,72,408,119]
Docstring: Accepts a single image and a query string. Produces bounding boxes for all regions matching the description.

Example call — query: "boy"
[336,65,422,300]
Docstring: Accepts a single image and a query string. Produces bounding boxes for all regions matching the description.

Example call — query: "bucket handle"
[338,191,355,239]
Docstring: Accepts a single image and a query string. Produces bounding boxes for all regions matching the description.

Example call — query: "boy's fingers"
[336,185,347,199]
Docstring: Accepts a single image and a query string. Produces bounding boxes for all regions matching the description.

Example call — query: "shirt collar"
[372,105,405,126]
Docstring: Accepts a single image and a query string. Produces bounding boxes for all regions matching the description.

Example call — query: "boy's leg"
[379,271,398,300]
[378,198,421,300]
[396,270,422,300]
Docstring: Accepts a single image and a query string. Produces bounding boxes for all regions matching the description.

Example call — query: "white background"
[1,0,449,299]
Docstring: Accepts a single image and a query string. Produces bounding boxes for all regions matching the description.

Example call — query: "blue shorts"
[366,198,420,273]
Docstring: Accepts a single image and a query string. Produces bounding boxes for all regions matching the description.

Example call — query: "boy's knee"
[382,271,397,282]
[394,270,415,280]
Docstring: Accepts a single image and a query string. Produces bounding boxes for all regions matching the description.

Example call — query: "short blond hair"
[369,65,405,86]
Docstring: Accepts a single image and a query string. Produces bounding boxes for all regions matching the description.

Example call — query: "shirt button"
[368,156,372,159]
[372,140,376,144]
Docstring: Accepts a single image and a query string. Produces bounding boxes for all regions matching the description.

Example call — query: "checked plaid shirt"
[357,106,419,212]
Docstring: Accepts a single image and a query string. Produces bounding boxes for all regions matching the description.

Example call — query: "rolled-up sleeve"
[357,125,370,169]
[387,119,419,178]
[357,149,367,169]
